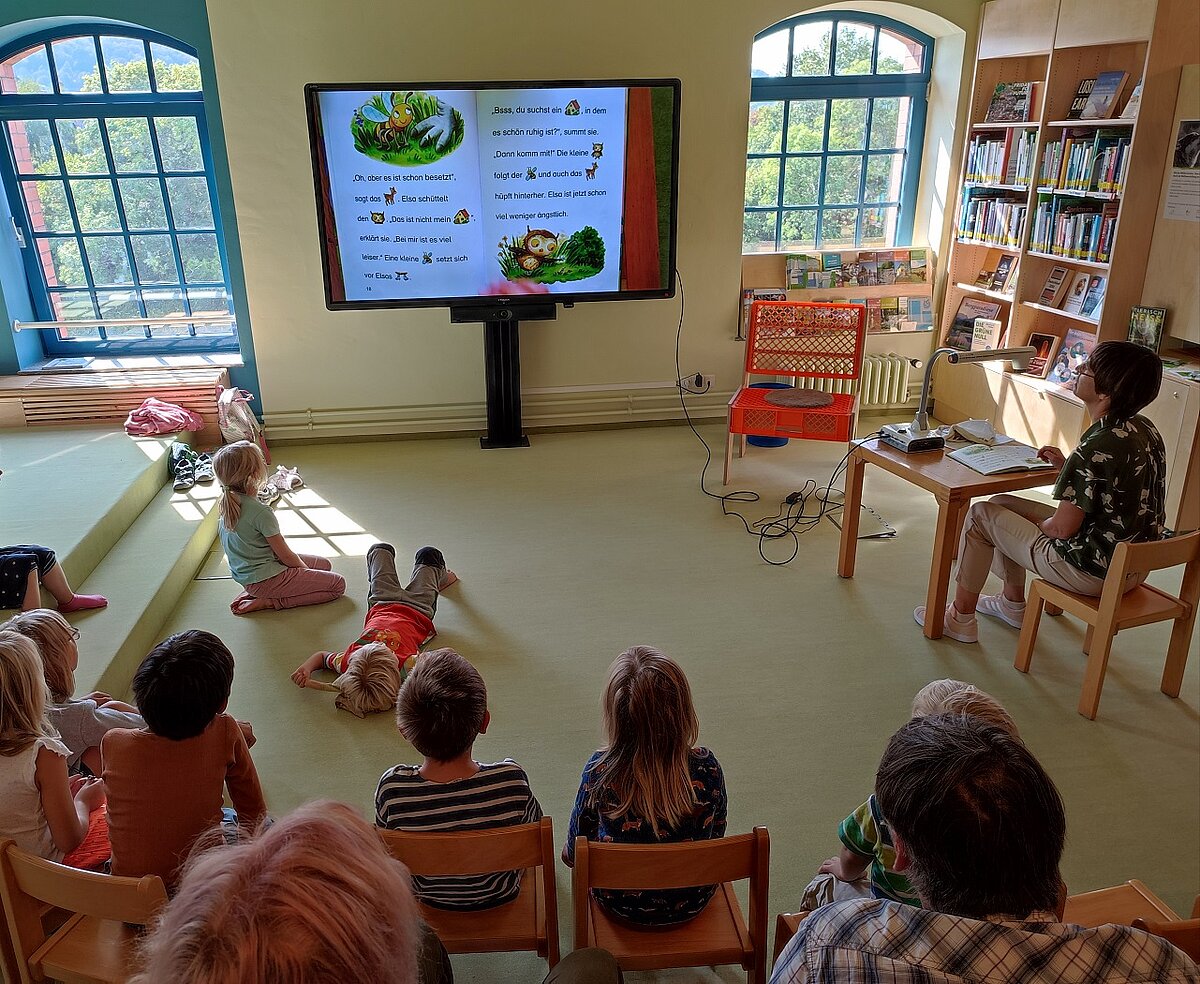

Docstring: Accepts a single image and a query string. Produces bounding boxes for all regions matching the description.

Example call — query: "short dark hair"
[875,714,1065,920]
[1088,340,1162,418]
[395,648,486,762]
[133,630,235,740]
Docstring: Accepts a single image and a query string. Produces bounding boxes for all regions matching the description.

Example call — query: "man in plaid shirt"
[772,714,1198,983]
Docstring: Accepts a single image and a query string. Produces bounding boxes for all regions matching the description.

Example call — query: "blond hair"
[212,440,268,530]
[2,609,75,703]
[911,678,1020,739]
[334,643,402,718]
[591,646,700,837]
[0,631,58,756]
[133,801,420,984]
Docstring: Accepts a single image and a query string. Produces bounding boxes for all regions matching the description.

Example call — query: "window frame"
[747,11,933,251]
[0,27,237,356]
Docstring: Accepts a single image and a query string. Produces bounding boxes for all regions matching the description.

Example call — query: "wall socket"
[699,374,715,391]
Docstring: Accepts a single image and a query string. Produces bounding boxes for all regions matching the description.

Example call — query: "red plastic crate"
[728,387,857,442]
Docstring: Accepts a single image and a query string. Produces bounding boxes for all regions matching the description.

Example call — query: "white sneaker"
[914,603,978,643]
[977,593,1026,629]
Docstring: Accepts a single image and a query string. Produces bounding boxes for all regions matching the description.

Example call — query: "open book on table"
[947,442,1056,476]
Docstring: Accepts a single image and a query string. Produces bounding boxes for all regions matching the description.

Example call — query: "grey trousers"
[366,542,442,619]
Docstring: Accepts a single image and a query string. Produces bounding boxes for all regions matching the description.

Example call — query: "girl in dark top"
[563,645,727,925]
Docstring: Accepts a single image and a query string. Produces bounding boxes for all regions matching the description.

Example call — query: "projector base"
[880,423,946,454]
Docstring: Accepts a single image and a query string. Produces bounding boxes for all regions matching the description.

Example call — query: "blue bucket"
[747,382,791,448]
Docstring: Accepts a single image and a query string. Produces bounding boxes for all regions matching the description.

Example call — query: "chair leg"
[1078,619,1117,720]
[724,416,734,487]
[739,433,748,459]
[1014,586,1046,673]
[1045,603,1063,616]
[1161,610,1197,698]
[1083,624,1094,656]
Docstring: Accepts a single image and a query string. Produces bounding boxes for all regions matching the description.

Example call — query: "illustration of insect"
[362,95,414,148]
[384,187,397,205]
[396,271,409,281]
[584,162,598,180]
[507,226,560,273]
[370,212,385,224]
[526,166,537,181]
[592,142,603,159]
[422,252,433,264]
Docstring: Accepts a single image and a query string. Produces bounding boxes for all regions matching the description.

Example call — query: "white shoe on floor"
[977,593,1026,628]
[914,603,978,643]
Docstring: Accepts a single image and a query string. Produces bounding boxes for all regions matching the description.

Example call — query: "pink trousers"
[244,554,346,610]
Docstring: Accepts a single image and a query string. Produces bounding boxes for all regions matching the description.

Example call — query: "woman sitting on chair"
[915,340,1167,643]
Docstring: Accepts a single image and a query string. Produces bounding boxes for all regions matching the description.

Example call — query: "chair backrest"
[1097,530,1200,614]
[1131,916,1200,961]
[377,817,551,876]
[744,302,866,383]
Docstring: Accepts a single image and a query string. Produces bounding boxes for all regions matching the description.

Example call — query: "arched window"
[0,28,237,355]
[745,12,932,252]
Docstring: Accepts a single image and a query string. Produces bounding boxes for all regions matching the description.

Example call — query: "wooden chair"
[1063,879,1180,928]
[724,301,866,485]
[377,817,559,968]
[1132,916,1200,960]
[0,839,167,984]
[1014,531,1200,719]
[571,828,770,984]
[773,910,810,967]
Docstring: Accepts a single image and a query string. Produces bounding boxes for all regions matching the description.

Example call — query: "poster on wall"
[1164,120,1200,222]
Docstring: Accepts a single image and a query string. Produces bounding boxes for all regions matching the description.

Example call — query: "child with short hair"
[804,678,1020,909]
[2,610,143,774]
[563,645,727,926]
[102,629,267,889]
[0,630,107,865]
[291,543,457,717]
[375,648,542,911]
[213,441,346,615]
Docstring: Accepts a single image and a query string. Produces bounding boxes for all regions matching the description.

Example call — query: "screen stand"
[480,319,530,449]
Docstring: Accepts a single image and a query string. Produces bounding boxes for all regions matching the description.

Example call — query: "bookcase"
[935,0,1200,529]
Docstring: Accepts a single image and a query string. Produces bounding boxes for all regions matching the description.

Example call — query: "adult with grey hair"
[772,714,1198,983]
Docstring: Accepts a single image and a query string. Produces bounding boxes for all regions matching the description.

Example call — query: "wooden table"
[837,438,1056,639]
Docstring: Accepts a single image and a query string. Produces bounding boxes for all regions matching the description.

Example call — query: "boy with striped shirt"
[375,648,542,910]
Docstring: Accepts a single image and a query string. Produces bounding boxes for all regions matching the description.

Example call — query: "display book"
[1037,265,1106,320]
[945,296,1002,351]
[1045,327,1096,389]
[972,249,1019,294]
[983,81,1040,123]
[783,249,934,333]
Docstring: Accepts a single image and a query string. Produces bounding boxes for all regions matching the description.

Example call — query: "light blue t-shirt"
[218,494,286,585]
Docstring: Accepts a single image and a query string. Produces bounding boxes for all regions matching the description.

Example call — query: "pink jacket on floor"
[123,398,204,436]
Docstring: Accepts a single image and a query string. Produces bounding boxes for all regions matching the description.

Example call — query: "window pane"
[865,154,903,202]
[783,158,820,205]
[70,179,121,231]
[781,210,818,250]
[834,22,875,76]
[828,100,867,151]
[177,233,221,282]
[785,100,825,153]
[878,28,923,74]
[131,235,179,283]
[83,236,133,285]
[22,180,73,233]
[862,205,898,244]
[96,289,145,337]
[150,45,202,91]
[56,119,107,174]
[118,178,168,229]
[45,238,87,287]
[51,293,100,337]
[870,97,910,150]
[9,121,59,174]
[188,288,236,335]
[744,158,780,207]
[154,117,202,171]
[51,37,102,93]
[823,156,863,204]
[100,37,150,92]
[145,289,189,335]
[742,211,778,252]
[107,118,157,172]
[1,46,52,95]
[791,21,832,76]
[747,102,783,154]
[165,177,214,229]
[751,30,788,78]
[820,208,859,246]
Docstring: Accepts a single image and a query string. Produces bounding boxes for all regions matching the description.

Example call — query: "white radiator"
[808,354,912,408]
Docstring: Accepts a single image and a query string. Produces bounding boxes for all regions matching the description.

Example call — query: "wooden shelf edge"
[1025,250,1111,270]
[954,282,1016,302]
[1020,301,1101,326]
[1045,118,1136,127]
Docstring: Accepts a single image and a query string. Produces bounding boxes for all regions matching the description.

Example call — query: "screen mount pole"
[480,318,530,449]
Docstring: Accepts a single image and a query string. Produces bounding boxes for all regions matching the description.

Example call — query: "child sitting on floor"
[102,629,267,890]
[213,441,346,615]
[0,630,108,867]
[375,648,542,911]
[802,678,1020,910]
[562,645,727,926]
[291,543,456,717]
[2,610,143,774]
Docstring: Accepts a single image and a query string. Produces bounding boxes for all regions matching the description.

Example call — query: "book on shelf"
[971,317,1005,351]
[1029,194,1118,262]
[1024,331,1060,378]
[958,189,1027,247]
[1061,270,1092,314]
[907,248,929,282]
[1128,306,1167,352]
[1079,275,1107,320]
[965,129,1036,185]
[740,287,787,337]
[1047,327,1097,389]
[948,442,1056,476]
[866,296,883,332]
[1038,129,1131,193]
[1080,70,1128,120]
[1066,78,1096,120]
[974,248,1000,286]
[1038,265,1071,306]
[990,254,1017,293]
[877,250,897,285]
[880,295,902,331]
[1120,80,1143,120]
[856,251,879,286]
[984,81,1038,123]
[904,295,935,331]
[946,296,1002,351]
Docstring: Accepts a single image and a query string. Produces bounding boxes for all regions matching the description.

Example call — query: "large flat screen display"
[305,80,680,311]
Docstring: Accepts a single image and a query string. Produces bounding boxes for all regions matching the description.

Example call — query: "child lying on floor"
[291,543,456,717]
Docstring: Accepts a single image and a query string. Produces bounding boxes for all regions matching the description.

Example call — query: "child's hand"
[291,665,311,687]
[236,720,257,748]
[74,777,106,811]
[292,652,329,688]
[83,690,114,705]
[69,774,90,795]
